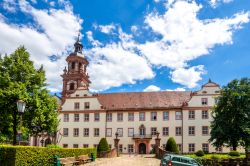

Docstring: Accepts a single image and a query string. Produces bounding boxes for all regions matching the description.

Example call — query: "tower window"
[71,62,75,69]
[69,83,74,90]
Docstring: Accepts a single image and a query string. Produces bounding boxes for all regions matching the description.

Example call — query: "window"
[94,113,100,121]
[216,147,223,152]
[94,128,99,137]
[83,144,89,148]
[63,128,68,137]
[84,113,89,122]
[202,126,209,135]
[106,128,112,137]
[188,111,195,119]
[128,144,134,153]
[106,113,112,122]
[201,98,208,105]
[140,127,145,136]
[74,114,79,122]
[74,102,80,110]
[162,144,166,149]
[109,144,112,149]
[71,62,75,69]
[177,144,182,152]
[84,102,90,109]
[188,144,195,152]
[63,144,68,148]
[117,113,123,121]
[188,126,195,136]
[69,83,74,90]
[119,144,123,153]
[139,112,145,121]
[202,110,209,119]
[93,144,98,148]
[117,128,123,137]
[128,128,134,137]
[128,113,134,121]
[73,128,79,137]
[175,111,182,120]
[202,143,209,152]
[151,112,157,121]
[162,127,169,136]
[73,144,78,148]
[83,128,89,137]
[163,112,169,121]
[151,127,157,136]
[63,114,69,122]
[176,127,182,136]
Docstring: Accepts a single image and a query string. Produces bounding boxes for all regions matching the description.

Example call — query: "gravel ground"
[82,154,160,166]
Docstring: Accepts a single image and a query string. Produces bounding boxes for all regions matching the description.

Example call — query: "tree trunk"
[13,110,17,145]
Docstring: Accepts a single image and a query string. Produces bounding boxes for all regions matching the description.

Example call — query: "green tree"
[165,137,179,153]
[97,138,110,152]
[0,46,58,145]
[209,78,250,151]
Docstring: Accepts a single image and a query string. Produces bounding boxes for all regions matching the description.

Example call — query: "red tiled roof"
[97,91,191,110]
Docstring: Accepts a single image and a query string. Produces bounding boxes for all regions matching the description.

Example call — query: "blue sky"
[0,0,249,93]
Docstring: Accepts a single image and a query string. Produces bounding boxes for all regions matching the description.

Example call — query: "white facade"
[57,81,239,154]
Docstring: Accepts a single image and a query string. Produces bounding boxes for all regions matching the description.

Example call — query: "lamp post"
[13,100,26,145]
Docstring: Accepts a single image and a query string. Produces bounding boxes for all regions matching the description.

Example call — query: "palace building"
[57,37,226,154]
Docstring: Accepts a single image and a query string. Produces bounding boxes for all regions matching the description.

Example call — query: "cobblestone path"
[82,154,160,166]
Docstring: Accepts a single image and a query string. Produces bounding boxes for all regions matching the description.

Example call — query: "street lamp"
[13,100,26,145]
[17,100,26,113]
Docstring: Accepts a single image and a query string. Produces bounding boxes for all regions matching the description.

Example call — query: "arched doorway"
[139,143,146,154]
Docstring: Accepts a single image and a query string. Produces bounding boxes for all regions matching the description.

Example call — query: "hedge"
[0,145,96,166]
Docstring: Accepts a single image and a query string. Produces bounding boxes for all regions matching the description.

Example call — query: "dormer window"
[201,98,208,105]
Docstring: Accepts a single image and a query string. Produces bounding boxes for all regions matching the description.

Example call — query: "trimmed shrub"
[165,137,179,153]
[0,145,96,166]
[97,138,110,152]
[195,150,205,157]
[228,151,240,157]
[46,144,61,148]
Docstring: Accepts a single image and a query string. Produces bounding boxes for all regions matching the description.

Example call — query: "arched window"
[69,83,74,90]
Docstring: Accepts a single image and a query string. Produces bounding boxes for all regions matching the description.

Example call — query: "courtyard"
[83,154,160,166]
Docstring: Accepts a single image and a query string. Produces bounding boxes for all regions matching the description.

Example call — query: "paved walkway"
[83,154,160,166]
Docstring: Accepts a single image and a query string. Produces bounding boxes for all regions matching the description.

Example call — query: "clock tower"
[61,35,91,101]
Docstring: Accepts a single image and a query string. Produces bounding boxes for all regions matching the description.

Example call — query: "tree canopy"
[209,78,250,151]
[0,46,58,144]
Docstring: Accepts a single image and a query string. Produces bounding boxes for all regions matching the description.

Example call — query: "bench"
[76,155,91,164]
[59,157,80,166]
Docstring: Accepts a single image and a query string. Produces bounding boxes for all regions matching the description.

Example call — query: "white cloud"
[143,85,161,92]
[87,42,154,91]
[0,0,82,92]
[131,25,138,33]
[2,0,18,12]
[170,65,205,88]
[166,87,186,91]
[138,0,249,88]
[210,0,233,8]
[86,31,102,47]
[98,24,116,34]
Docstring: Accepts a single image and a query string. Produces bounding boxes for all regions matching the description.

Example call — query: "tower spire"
[74,32,83,54]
